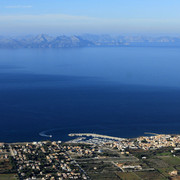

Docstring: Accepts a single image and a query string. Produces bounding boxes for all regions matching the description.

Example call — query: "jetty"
[144,132,160,136]
[68,133,125,141]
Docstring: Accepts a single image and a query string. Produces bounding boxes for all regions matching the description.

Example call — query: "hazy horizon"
[1,0,180,36]
[2,33,180,38]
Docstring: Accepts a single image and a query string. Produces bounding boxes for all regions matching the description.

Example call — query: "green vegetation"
[0,159,15,174]
[1,140,180,180]
[135,171,166,180]
[8,157,16,172]
[0,174,18,180]
[160,156,180,166]
[116,172,141,180]
[78,160,120,179]
[128,148,180,180]
[157,167,175,177]
[129,147,172,159]
[156,152,172,156]
[89,172,118,180]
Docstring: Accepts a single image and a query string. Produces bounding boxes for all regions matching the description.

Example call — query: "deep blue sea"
[0,47,180,142]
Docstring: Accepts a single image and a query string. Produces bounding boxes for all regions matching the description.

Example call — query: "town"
[0,133,180,179]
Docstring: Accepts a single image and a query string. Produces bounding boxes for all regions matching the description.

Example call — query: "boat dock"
[68,133,125,141]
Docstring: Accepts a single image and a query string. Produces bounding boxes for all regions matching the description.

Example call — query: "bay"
[0,47,180,142]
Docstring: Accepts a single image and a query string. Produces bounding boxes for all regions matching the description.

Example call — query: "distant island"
[1,34,180,48]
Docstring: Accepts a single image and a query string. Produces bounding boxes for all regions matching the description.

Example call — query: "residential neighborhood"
[0,134,180,179]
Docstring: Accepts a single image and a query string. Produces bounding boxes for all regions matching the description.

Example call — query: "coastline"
[1,132,179,144]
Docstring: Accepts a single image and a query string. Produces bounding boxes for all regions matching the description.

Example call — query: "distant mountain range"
[1,34,180,48]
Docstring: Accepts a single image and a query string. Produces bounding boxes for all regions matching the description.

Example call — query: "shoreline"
[1,132,179,144]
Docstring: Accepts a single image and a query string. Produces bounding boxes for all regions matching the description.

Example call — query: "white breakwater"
[39,130,52,138]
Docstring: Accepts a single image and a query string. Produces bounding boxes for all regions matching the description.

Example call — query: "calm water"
[0,47,180,142]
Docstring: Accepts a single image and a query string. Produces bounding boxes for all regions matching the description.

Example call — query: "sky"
[0,0,180,36]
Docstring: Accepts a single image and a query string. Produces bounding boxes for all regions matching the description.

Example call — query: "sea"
[0,47,180,143]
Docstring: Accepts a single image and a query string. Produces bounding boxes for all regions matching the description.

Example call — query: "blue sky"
[1,0,180,35]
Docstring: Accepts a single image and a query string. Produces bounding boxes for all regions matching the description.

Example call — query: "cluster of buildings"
[10,141,88,180]
[63,144,98,158]
[114,162,143,172]
[0,143,8,160]
[136,134,180,150]
[1,133,180,179]
[69,134,180,152]
[111,134,180,151]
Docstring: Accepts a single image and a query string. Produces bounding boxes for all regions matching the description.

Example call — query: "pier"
[68,133,125,141]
